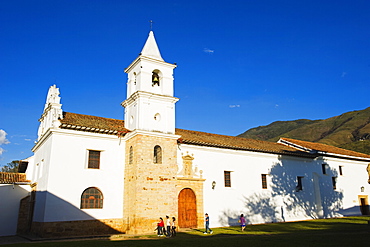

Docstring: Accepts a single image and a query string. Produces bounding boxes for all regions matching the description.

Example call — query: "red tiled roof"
[60,112,129,135]
[280,138,370,159]
[58,112,368,160]
[175,129,315,158]
[59,112,314,157]
[0,172,30,184]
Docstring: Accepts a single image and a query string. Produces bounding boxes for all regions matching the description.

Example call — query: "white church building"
[1,31,370,237]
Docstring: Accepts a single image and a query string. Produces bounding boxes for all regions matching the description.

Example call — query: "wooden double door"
[178,188,197,228]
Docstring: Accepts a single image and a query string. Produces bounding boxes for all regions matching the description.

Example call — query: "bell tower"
[121,31,180,234]
[122,31,178,134]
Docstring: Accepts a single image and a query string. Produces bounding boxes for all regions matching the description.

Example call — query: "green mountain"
[238,107,370,155]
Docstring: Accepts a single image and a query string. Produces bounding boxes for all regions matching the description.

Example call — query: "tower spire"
[140,31,163,61]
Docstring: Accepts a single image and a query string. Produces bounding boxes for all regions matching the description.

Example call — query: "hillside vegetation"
[238,107,370,155]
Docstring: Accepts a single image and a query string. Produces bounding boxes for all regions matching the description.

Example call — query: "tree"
[1,160,19,173]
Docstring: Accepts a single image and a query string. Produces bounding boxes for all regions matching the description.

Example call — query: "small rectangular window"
[261,174,267,189]
[332,177,337,190]
[339,166,343,176]
[224,171,231,187]
[322,164,327,175]
[296,176,304,191]
[88,150,100,169]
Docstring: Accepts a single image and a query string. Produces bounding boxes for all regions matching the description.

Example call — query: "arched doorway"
[178,188,197,228]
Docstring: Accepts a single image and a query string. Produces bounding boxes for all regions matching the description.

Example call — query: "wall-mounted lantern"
[212,181,216,190]
[361,186,365,192]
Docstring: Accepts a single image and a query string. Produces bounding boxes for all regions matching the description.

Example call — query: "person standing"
[166,215,171,237]
[204,213,213,234]
[157,217,164,237]
[171,217,177,237]
[239,214,246,231]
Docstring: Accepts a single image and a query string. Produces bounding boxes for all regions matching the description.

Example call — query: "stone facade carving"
[178,152,203,179]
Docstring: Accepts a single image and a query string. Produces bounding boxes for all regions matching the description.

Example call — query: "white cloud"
[0,129,10,145]
[0,129,10,155]
[24,139,31,141]
[229,104,240,108]
[203,48,214,54]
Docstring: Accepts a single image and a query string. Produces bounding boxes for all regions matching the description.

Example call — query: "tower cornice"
[121,91,179,108]
[122,129,181,141]
[124,55,176,74]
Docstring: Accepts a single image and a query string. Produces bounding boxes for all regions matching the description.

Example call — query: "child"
[239,214,246,231]
[157,217,164,236]
[166,215,171,237]
[171,217,177,237]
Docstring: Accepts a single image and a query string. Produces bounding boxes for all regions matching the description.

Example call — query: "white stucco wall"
[124,93,177,134]
[322,157,370,216]
[177,144,370,228]
[0,184,30,236]
[32,129,125,223]
[29,127,370,228]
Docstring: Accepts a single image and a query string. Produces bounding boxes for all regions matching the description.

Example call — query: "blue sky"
[1,0,370,167]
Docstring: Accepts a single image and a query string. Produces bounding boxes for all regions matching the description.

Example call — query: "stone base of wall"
[125,217,159,235]
[31,218,127,238]
[17,195,31,234]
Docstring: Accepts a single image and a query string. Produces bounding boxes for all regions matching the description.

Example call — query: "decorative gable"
[37,85,63,140]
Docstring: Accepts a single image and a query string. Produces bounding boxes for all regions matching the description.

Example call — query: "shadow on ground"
[1,217,369,247]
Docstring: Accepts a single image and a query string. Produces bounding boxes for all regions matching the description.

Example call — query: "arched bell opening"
[152,69,161,86]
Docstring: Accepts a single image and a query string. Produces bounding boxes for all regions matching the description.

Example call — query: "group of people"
[157,216,176,237]
[156,213,246,237]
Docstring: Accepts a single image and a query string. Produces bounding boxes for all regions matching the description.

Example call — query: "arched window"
[154,145,162,164]
[129,146,133,164]
[80,187,103,209]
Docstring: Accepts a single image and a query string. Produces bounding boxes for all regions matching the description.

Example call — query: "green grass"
[3,217,370,247]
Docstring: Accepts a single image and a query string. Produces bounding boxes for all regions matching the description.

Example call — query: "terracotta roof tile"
[60,112,313,157]
[58,112,367,160]
[60,112,129,135]
[0,172,30,184]
[175,128,315,157]
[280,138,370,159]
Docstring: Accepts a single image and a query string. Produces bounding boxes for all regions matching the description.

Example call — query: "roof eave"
[317,151,370,162]
[179,139,316,159]
[60,123,129,136]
